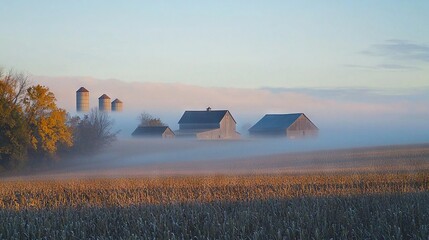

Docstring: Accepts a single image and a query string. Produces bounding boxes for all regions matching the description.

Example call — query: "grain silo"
[99,94,111,112]
[111,98,123,112]
[76,87,89,112]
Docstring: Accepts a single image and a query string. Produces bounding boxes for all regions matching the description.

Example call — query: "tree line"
[0,69,117,171]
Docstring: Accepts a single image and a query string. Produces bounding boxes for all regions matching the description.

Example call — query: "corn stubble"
[0,172,428,239]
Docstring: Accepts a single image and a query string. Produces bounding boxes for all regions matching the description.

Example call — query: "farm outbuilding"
[249,113,318,138]
[176,108,240,140]
[132,126,175,138]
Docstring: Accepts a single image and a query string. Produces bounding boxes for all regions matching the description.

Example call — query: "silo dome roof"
[76,87,89,92]
[99,94,111,99]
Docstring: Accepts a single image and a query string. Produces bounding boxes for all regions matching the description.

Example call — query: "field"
[1,143,429,239]
[1,172,428,239]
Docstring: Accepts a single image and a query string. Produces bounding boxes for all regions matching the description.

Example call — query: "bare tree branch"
[138,112,165,127]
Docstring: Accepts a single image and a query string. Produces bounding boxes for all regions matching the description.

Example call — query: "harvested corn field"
[1,172,428,239]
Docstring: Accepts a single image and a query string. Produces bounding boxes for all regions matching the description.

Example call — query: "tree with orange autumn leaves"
[0,70,74,168]
[1,69,115,170]
[0,70,30,169]
[24,85,73,159]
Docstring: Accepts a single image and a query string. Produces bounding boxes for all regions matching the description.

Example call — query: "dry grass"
[0,172,428,239]
[1,172,428,209]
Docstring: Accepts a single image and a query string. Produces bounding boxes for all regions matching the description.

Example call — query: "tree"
[24,85,73,160]
[138,112,165,127]
[1,67,118,171]
[71,108,117,154]
[0,69,29,105]
[0,69,30,169]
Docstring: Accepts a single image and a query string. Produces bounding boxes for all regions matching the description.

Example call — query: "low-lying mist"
[23,125,429,179]
[85,128,429,167]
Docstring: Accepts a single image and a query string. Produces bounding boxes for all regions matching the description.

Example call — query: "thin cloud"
[260,86,429,104]
[376,63,419,70]
[344,63,418,70]
[362,39,429,62]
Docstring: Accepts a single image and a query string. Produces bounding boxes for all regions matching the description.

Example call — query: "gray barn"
[176,108,240,140]
[132,126,175,138]
[249,113,318,138]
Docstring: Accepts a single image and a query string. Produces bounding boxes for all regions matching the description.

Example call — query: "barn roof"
[76,87,89,92]
[132,126,173,136]
[178,110,235,124]
[112,98,122,103]
[249,113,304,132]
[99,94,111,99]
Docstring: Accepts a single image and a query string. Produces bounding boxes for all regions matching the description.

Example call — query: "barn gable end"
[249,113,318,138]
[286,114,318,138]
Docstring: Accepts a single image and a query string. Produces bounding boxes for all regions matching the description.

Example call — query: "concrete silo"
[111,98,123,112]
[76,87,89,112]
[99,94,111,112]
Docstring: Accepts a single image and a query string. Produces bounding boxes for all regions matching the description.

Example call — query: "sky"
[1,1,429,144]
[1,1,429,90]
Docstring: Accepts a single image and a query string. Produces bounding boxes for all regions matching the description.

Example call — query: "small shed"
[249,113,318,138]
[132,126,175,138]
[176,108,240,140]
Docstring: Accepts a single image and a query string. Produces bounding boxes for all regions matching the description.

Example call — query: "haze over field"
[14,140,429,179]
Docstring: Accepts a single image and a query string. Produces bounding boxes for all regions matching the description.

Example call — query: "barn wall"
[286,129,318,139]
[196,129,222,139]
[249,130,284,137]
[219,112,239,139]
[286,115,318,139]
[196,127,239,140]
[288,115,318,131]
[162,129,175,138]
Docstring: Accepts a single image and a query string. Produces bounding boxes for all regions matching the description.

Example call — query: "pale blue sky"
[1,1,428,90]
